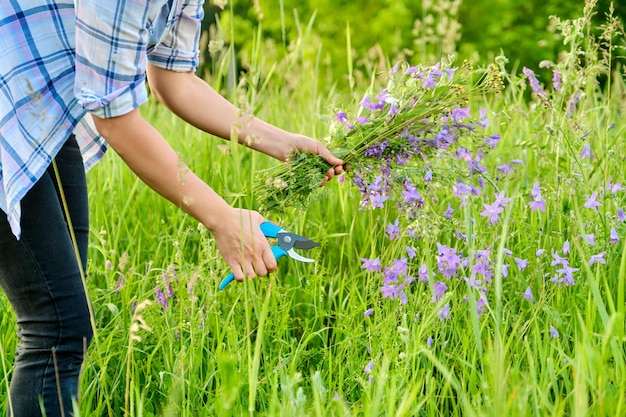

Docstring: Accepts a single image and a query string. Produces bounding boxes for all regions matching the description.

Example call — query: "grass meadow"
[1,2,625,416]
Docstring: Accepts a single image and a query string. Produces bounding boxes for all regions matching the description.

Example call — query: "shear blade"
[287,249,315,263]
[293,238,320,250]
[278,233,319,250]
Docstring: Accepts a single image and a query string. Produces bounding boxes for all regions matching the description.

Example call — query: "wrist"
[240,118,296,161]
[199,200,234,233]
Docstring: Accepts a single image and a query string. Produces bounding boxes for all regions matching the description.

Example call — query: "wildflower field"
[1,2,625,417]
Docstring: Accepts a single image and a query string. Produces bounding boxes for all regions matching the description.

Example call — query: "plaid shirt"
[0,0,203,238]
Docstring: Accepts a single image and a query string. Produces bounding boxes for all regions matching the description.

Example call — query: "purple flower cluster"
[436,243,465,279]
[378,257,415,305]
[358,180,623,330]
[155,265,177,309]
[552,69,562,93]
[332,62,500,218]
[522,67,547,97]
[528,182,546,213]
[361,225,551,320]
[405,62,455,89]
[550,246,579,286]
[480,191,512,224]
[584,192,602,211]
[567,92,581,117]
[521,64,584,119]
[350,61,622,343]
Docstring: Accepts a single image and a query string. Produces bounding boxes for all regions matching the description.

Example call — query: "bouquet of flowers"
[256,60,504,215]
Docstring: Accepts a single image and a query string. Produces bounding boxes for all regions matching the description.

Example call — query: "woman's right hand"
[210,208,278,282]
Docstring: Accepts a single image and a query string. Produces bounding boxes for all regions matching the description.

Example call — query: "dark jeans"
[0,136,93,417]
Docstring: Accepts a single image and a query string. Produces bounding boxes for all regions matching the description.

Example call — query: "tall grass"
[0,1,624,416]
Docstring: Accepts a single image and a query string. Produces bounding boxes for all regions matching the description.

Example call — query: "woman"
[0,1,344,415]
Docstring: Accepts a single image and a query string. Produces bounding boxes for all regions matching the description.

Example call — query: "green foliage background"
[201,0,625,85]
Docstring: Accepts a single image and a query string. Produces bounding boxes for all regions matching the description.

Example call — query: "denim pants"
[0,136,93,417]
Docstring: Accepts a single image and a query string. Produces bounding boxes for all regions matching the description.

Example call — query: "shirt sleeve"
[148,0,204,72]
[73,0,151,118]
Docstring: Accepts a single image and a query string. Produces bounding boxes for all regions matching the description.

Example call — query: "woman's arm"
[75,0,282,283]
[146,63,345,181]
[92,109,277,281]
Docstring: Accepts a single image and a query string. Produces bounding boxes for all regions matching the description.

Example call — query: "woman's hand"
[210,208,277,282]
[287,134,346,185]
[146,66,347,183]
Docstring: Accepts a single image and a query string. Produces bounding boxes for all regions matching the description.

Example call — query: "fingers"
[322,153,344,168]
[295,137,349,184]
[262,246,278,272]
[248,245,277,278]
[311,143,346,185]
[317,146,344,169]
[327,164,345,178]
[230,254,272,282]
[230,251,270,283]
[231,249,277,282]
[231,265,246,282]
[321,162,350,185]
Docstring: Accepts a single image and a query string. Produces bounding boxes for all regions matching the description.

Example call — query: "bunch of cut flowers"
[256,60,504,215]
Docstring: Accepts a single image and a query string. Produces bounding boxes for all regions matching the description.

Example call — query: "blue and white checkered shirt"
[0,0,203,238]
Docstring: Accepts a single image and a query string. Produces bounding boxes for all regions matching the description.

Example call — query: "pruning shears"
[219,221,320,290]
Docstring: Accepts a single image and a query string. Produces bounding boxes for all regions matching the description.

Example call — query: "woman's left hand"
[288,134,346,184]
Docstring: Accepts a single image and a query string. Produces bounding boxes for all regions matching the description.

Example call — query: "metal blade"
[287,248,315,263]
[293,238,320,250]
[277,233,319,251]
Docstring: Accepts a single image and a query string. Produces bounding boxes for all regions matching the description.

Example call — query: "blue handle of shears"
[219,245,288,290]
[260,221,281,237]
